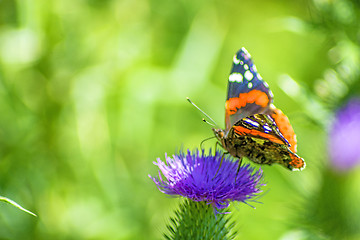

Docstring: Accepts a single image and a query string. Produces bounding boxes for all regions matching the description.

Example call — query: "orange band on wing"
[271,108,297,152]
[226,90,269,116]
[233,126,285,145]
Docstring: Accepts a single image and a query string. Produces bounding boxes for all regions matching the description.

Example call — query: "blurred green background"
[1,0,360,239]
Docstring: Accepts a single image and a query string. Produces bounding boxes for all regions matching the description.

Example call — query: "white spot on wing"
[244,70,253,81]
[244,118,260,127]
[252,65,257,72]
[263,80,269,88]
[241,47,251,58]
[257,73,263,81]
[263,125,272,132]
[229,73,243,83]
[233,55,240,64]
[244,64,249,70]
[269,90,274,98]
[247,82,253,88]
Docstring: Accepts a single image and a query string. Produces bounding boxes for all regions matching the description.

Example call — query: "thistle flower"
[149,150,264,212]
[328,98,360,171]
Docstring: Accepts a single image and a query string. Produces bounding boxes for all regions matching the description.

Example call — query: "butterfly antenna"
[186,97,219,128]
[202,118,215,127]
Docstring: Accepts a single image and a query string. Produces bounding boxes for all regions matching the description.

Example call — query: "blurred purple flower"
[329,98,360,171]
[149,150,264,212]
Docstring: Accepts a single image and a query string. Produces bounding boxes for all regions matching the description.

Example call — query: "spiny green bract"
[164,199,236,240]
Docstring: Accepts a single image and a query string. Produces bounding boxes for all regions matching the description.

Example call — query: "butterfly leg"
[234,157,243,183]
[213,150,230,179]
[199,136,216,150]
[215,141,226,152]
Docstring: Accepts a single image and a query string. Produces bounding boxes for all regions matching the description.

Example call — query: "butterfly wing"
[228,114,305,171]
[270,106,298,153]
[232,114,290,147]
[225,48,274,131]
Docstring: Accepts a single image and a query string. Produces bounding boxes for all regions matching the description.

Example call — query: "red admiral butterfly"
[212,48,305,171]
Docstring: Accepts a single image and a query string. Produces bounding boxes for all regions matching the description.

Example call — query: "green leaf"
[0,196,37,217]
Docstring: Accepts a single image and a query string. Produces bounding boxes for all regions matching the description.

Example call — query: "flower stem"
[165,199,236,240]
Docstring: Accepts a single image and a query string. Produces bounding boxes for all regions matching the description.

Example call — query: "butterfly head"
[212,128,225,142]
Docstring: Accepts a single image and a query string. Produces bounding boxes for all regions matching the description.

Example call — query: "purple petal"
[329,98,360,171]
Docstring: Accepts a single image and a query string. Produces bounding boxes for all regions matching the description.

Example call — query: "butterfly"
[212,47,305,171]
